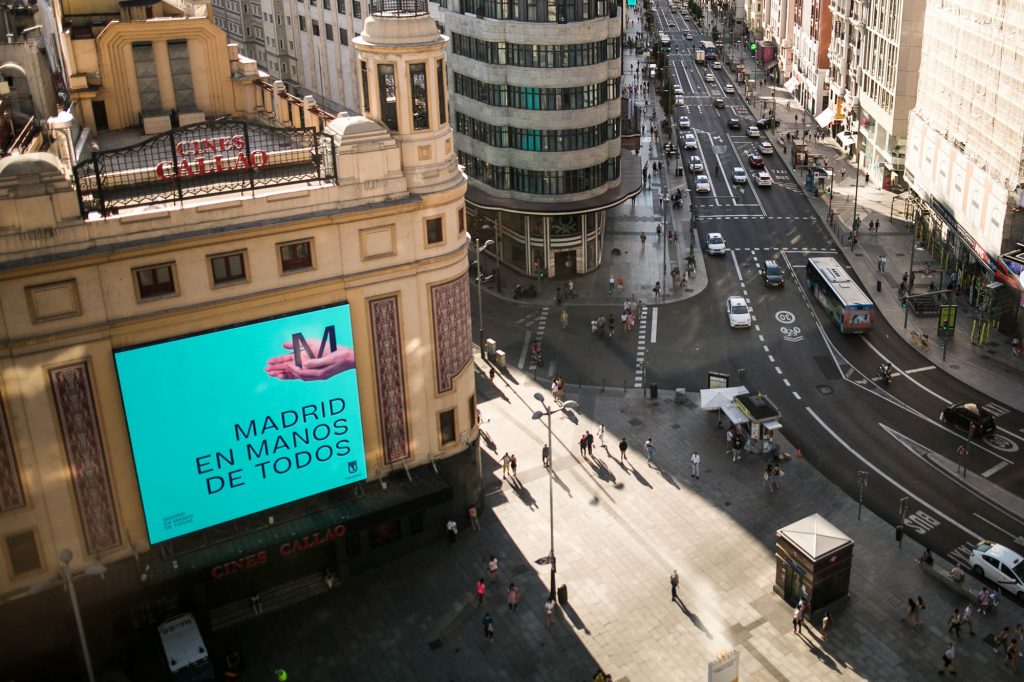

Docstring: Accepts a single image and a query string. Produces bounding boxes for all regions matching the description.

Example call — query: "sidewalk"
[224,359,1022,680]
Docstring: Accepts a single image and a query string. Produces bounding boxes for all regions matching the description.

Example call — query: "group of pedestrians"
[473,555,555,644]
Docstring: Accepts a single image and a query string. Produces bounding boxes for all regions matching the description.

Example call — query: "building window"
[167,41,196,111]
[340,28,348,45]
[353,0,361,17]
[299,15,306,30]
[312,19,320,36]
[5,530,41,576]
[326,23,333,40]
[377,63,398,131]
[360,61,370,111]
[278,239,314,273]
[426,217,443,244]
[458,207,465,233]
[324,0,331,8]
[439,409,456,445]
[409,63,429,130]
[436,60,447,125]
[469,395,476,426]
[209,251,248,285]
[134,263,177,300]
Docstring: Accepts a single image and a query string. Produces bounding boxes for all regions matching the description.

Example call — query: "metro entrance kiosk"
[720,392,782,455]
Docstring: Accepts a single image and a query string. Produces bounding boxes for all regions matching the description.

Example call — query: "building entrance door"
[554,251,576,278]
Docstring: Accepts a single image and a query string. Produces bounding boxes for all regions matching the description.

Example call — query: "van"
[649,64,657,78]
[159,613,214,681]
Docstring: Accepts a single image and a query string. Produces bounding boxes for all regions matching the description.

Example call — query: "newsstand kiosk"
[720,392,783,456]
[774,514,854,610]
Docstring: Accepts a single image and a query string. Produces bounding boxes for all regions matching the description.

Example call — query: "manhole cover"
[817,385,835,395]
[628,417,644,426]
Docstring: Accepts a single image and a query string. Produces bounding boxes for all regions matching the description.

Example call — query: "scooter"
[877,364,895,386]
[513,284,538,299]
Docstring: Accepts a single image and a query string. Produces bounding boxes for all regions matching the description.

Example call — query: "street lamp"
[850,99,862,235]
[531,392,579,601]
[473,237,495,360]
[58,549,96,682]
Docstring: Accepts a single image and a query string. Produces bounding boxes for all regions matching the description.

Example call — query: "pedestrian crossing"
[634,305,650,389]
[527,307,549,372]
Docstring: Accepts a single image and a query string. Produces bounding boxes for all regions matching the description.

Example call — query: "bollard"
[494,349,506,370]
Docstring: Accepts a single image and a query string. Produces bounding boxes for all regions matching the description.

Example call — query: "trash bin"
[674,388,686,404]
[649,383,658,399]
[557,584,568,605]
[676,167,683,176]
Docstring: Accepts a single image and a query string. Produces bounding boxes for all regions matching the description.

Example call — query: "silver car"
[695,174,711,192]
[688,155,704,172]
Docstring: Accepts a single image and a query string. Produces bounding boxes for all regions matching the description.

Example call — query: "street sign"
[937,304,957,337]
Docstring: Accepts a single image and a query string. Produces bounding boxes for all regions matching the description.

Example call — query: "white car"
[754,171,772,187]
[688,155,704,172]
[685,32,693,40]
[746,126,761,138]
[969,541,1024,599]
[682,133,698,149]
[758,141,774,155]
[724,84,735,94]
[674,84,684,96]
[726,296,752,328]
[706,232,726,255]
[732,167,748,184]
[675,95,685,106]
[704,72,715,82]
[695,174,711,193]
[679,115,691,129]
[712,61,722,70]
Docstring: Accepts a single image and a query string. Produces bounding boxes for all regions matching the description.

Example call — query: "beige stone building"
[0,1,476,676]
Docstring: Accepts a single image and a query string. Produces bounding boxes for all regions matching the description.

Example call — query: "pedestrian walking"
[840,168,846,180]
[579,433,588,456]
[902,598,916,623]
[915,596,926,628]
[978,586,991,615]
[476,578,486,606]
[560,309,569,330]
[510,453,518,477]
[793,605,803,633]
[597,424,605,444]
[541,444,550,468]
[501,452,511,478]
[585,431,594,456]
[608,313,615,337]
[488,555,499,582]
[948,608,962,641]
[993,626,1010,652]
[992,589,1002,616]
[769,464,783,492]
[482,613,495,642]
[877,254,883,272]
[670,569,679,602]
[961,604,974,636]
[469,504,481,530]
[880,254,887,272]
[608,276,615,294]
[763,462,773,489]
[619,437,628,463]
[545,597,556,628]
[507,583,520,613]
[940,641,956,675]
[690,451,701,478]
[250,593,263,616]
[1006,639,1020,672]
[447,519,458,544]
[821,611,832,640]
[644,438,655,464]
[640,232,647,246]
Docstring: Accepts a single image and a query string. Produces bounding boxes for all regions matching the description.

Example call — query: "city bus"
[698,41,718,61]
[805,257,876,333]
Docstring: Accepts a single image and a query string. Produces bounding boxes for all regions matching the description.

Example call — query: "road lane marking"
[650,306,659,344]
[983,462,1011,478]
[973,513,1016,538]
[861,336,950,403]
[903,366,937,375]
[783,379,791,387]
[792,392,801,400]
[730,249,743,280]
[517,329,531,369]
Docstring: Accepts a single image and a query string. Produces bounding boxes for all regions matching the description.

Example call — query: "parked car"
[969,541,1024,598]
[731,167,748,184]
[695,174,712,192]
[746,126,761,138]
[724,84,735,94]
[688,155,704,173]
[756,117,781,129]
[706,232,727,255]
[940,402,997,435]
[748,153,765,169]
[727,117,741,130]
[758,141,774,155]
[705,72,716,82]
[726,296,752,328]
[683,133,698,149]
[762,259,784,286]
[679,116,691,129]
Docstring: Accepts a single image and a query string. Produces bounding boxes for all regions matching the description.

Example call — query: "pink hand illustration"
[265,340,356,381]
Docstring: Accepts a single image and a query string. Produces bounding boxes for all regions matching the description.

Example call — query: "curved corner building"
[435,0,638,277]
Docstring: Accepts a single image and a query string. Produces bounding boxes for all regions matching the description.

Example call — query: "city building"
[904,0,1024,332]
[763,0,794,83]
[788,0,831,116]
[0,0,476,677]
[429,0,639,279]
[826,0,923,188]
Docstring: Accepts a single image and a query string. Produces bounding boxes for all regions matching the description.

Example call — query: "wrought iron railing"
[369,0,429,16]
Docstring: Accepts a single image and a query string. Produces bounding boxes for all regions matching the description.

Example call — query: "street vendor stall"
[732,392,782,455]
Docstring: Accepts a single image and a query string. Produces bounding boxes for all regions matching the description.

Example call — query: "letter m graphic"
[292,326,337,368]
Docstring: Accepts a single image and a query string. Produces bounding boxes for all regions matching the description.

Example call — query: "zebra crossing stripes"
[634,305,650,388]
[701,215,819,221]
[528,307,550,372]
[983,402,1010,418]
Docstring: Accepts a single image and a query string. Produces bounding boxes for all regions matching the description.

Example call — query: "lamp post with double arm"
[532,393,579,601]
[473,237,495,360]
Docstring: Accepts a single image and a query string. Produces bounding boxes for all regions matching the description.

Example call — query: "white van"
[159,613,214,680]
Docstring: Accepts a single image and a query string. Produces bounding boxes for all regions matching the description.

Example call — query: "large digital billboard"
[114,304,366,544]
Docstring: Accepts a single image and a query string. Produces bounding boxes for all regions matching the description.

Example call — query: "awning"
[699,386,749,411]
[814,107,835,128]
[837,132,856,147]
[764,59,778,71]
[721,403,749,425]
[783,77,799,94]
[762,419,783,430]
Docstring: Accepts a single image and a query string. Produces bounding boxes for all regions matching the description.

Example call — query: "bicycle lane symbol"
[775,311,803,342]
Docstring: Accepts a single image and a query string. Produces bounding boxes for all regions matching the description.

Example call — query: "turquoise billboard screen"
[114,304,366,544]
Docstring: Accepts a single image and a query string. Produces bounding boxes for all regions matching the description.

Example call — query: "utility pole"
[856,470,868,520]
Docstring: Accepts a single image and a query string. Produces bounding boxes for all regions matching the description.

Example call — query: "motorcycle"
[530,346,544,366]
[513,284,538,299]
[877,364,895,386]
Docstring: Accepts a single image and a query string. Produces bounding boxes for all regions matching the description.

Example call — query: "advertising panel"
[114,304,366,544]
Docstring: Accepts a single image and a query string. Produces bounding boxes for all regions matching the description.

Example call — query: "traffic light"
[749,42,756,52]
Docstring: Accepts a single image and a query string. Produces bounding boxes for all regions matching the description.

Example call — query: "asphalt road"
[474,5,1024,596]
